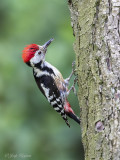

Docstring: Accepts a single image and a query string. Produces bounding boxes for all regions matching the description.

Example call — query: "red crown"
[22,44,39,63]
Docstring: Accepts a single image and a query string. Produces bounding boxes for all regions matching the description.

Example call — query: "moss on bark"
[68,0,120,159]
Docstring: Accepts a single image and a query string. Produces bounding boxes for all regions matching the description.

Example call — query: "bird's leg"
[66,77,78,96]
[64,61,76,86]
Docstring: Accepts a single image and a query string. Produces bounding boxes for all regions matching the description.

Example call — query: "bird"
[22,38,80,127]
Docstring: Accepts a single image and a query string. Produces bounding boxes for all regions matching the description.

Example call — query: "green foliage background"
[0,0,84,160]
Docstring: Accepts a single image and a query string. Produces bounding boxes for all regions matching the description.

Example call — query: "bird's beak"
[43,38,54,49]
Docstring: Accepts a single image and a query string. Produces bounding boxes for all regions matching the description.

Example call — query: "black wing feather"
[33,72,70,127]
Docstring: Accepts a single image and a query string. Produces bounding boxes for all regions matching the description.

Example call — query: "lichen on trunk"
[68,0,120,159]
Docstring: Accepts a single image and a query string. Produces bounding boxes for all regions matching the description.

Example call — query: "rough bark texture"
[68,0,120,160]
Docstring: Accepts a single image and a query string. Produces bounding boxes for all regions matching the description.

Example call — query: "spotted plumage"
[33,62,70,127]
[22,39,80,127]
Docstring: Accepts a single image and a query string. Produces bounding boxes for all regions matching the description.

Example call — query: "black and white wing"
[33,74,70,127]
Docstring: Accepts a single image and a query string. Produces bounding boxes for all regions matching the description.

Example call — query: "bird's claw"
[72,77,78,96]
[67,77,78,96]
[72,86,77,96]
[72,61,78,76]
[72,61,75,68]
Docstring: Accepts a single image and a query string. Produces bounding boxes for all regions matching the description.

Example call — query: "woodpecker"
[22,38,80,127]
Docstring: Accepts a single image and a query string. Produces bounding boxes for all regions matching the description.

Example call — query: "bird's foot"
[64,61,76,86]
[67,77,78,96]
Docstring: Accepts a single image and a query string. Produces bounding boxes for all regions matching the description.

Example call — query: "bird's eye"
[29,48,34,50]
[38,51,41,55]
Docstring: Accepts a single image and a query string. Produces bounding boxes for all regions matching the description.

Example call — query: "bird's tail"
[64,100,80,125]
[66,112,80,124]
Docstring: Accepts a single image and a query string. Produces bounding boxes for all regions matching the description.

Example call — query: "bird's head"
[22,38,54,66]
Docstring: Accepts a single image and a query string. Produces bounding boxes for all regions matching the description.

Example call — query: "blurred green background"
[0,0,84,160]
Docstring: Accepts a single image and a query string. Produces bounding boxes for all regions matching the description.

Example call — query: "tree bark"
[68,0,120,160]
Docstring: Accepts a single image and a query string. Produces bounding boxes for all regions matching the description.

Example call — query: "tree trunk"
[68,0,120,159]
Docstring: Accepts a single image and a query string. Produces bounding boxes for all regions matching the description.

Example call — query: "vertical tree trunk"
[68,0,120,159]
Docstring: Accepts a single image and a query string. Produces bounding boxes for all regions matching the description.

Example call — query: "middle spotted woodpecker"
[22,39,80,127]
